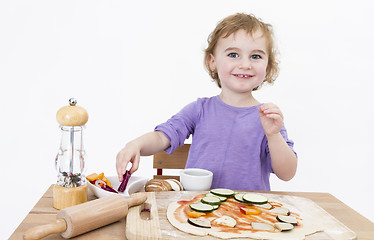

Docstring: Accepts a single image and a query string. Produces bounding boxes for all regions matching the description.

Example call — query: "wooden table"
[10,185,374,240]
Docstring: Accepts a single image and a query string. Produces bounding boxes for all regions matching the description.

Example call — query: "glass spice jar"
[55,125,86,188]
[53,98,89,210]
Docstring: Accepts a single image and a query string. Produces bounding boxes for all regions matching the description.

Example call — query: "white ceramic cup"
[180,168,213,191]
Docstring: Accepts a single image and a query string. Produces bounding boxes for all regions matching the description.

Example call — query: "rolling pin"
[23,192,147,240]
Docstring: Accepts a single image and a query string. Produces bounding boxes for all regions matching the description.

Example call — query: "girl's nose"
[239,58,252,69]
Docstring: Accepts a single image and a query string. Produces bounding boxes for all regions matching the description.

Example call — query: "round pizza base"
[167,200,322,240]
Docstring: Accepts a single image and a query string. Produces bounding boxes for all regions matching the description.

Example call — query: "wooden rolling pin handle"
[23,219,67,240]
[127,192,148,208]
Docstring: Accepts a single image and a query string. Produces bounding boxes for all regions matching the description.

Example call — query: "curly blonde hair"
[204,13,279,90]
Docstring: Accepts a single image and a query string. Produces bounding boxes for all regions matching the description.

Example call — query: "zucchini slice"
[270,207,290,216]
[189,202,214,212]
[210,188,235,197]
[212,215,237,227]
[251,222,275,231]
[201,196,221,205]
[242,193,268,205]
[212,204,220,210]
[276,215,298,226]
[206,192,227,202]
[188,218,211,228]
[274,222,294,231]
[254,202,272,209]
[234,193,246,203]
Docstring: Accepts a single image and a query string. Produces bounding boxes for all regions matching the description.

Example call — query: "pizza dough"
[167,193,323,239]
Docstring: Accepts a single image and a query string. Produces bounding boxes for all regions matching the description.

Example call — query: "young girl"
[116,13,297,191]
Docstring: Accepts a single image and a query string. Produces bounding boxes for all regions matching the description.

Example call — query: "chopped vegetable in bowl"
[86,172,148,198]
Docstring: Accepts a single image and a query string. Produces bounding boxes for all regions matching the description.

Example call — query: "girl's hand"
[115,131,170,182]
[259,103,284,136]
[116,143,140,182]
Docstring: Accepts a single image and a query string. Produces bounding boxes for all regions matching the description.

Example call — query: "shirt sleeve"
[154,100,201,154]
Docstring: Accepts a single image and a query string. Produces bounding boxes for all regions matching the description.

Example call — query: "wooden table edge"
[9,185,374,239]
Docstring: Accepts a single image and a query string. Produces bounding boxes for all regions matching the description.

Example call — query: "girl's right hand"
[116,143,140,182]
[115,131,171,182]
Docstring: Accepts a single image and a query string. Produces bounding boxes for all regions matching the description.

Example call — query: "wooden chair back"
[153,144,191,180]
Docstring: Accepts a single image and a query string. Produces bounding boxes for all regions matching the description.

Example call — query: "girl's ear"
[208,54,216,72]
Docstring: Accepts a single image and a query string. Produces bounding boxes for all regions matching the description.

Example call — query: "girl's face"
[209,29,269,94]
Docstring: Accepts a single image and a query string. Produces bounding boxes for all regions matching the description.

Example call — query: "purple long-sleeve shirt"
[155,96,296,191]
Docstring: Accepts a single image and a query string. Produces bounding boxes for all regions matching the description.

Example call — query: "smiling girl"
[116,13,297,191]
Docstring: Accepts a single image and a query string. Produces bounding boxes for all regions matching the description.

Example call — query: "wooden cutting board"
[126,191,357,240]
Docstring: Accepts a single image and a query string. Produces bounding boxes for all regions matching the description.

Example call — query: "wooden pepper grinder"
[53,98,89,210]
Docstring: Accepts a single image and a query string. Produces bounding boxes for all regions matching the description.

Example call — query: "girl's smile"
[233,74,253,79]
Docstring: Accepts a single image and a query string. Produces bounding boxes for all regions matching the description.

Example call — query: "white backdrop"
[1,0,373,238]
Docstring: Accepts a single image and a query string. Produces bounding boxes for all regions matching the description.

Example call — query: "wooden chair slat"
[153,144,190,179]
[153,175,180,181]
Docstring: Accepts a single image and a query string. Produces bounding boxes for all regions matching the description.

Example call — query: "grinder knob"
[56,98,88,126]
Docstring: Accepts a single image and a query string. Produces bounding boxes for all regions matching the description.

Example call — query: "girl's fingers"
[261,106,280,114]
[116,151,129,181]
[260,104,283,119]
[129,154,140,175]
[263,113,282,121]
[116,149,140,181]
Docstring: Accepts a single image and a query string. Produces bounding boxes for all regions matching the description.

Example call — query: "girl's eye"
[251,54,262,60]
[228,52,239,58]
